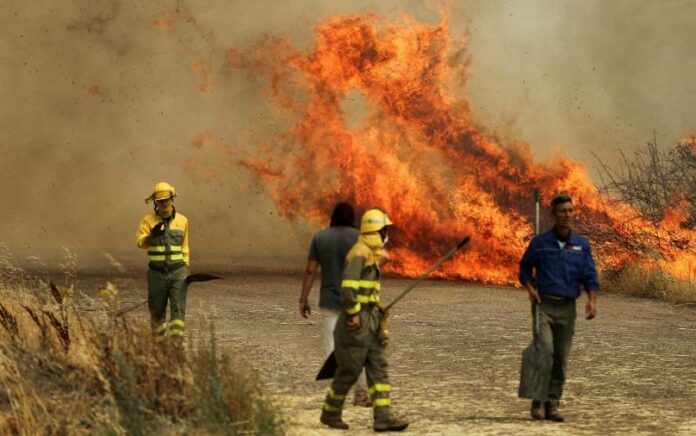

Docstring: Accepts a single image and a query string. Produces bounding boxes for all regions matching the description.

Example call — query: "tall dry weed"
[0,253,284,435]
[601,263,696,305]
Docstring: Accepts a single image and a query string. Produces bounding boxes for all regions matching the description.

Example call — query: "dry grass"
[0,248,284,435]
[601,263,696,305]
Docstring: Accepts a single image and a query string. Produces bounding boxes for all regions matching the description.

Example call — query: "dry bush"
[0,254,284,435]
[595,134,696,250]
[594,135,696,303]
[601,263,696,305]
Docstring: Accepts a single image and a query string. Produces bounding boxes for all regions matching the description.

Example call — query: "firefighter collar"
[360,233,389,265]
[155,207,176,222]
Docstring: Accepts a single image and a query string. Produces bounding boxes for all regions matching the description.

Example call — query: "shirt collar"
[552,226,572,243]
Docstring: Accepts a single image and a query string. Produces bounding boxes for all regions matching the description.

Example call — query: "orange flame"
[190,59,214,93]
[223,12,696,284]
[152,17,176,35]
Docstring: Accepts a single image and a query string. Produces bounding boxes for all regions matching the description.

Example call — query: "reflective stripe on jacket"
[136,212,190,269]
[340,237,381,315]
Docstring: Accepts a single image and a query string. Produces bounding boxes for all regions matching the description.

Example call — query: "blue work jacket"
[519,229,599,299]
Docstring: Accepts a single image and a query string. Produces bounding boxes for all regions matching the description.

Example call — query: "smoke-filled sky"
[1,0,695,269]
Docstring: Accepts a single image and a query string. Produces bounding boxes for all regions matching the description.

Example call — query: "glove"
[149,222,165,238]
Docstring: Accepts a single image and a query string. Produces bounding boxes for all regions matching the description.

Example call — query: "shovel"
[112,273,222,317]
[316,236,471,381]
[518,302,552,400]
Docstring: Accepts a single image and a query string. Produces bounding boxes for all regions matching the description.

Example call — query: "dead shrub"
[0,255,284,435]
[601,263,696,305]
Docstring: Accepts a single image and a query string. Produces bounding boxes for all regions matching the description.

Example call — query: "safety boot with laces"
[373,415,409,432]
[320,410,349,430]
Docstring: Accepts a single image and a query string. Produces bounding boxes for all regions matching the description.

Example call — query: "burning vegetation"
[223,12,696,285]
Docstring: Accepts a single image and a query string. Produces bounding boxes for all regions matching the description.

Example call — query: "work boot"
[374,416,410,432]
[320,410,349,430]
[544,407,565,422]
[530,401,544,421]
[353,388,372,407]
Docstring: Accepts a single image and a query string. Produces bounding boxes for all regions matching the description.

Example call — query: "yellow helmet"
[360,208,393,233]
[145,181,177,204]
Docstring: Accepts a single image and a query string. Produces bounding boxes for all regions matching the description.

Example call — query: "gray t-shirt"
[308,226,360,310]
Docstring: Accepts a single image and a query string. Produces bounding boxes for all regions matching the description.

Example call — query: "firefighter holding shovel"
[519,194,598,422]
[136,182,190,343]
[319,208,410,432]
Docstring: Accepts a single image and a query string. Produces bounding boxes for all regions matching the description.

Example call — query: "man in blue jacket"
[519,194,598,422]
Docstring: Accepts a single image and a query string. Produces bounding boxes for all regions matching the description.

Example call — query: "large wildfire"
[176,11,696,284]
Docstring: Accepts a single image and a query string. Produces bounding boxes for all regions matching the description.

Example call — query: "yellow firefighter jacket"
[340,233,387,315]
[136,212,190,270]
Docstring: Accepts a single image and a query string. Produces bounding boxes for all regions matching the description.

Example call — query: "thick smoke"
[1,0,694,270]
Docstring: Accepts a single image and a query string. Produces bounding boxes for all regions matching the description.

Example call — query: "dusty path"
[86,273,696,435]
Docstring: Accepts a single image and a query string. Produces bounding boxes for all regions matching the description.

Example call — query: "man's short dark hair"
[330,202,356,227]
[551,194,573,212]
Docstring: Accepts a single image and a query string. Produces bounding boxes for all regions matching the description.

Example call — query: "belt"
[541,294,574,302]
[149,263,186,274]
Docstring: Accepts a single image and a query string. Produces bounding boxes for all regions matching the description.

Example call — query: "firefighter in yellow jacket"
[136,182,190,342]
[320,208,409,432]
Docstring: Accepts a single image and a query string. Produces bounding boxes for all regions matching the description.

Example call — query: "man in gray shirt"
[299,203,369,405]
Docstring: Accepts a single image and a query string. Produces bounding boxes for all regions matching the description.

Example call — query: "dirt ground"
[79,273,696,435]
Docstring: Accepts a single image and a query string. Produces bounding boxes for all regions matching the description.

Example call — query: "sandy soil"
[79,273,696,435]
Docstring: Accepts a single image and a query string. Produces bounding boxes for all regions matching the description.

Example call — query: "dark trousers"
[535,296,577,407]
[322,306,393,423]
[147,266,188,340]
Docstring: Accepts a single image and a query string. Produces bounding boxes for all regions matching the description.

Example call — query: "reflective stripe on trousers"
[147,265,188,339]
[323,306,392,420]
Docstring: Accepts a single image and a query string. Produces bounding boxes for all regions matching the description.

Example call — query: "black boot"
[320,410,349,430]
[530,400,544,420]
[544,404,564,422]
[374,415,409,432]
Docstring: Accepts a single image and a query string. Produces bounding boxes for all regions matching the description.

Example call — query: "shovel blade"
[316,351,338,381]
[518,344,553,400]
[185,273,223,284]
